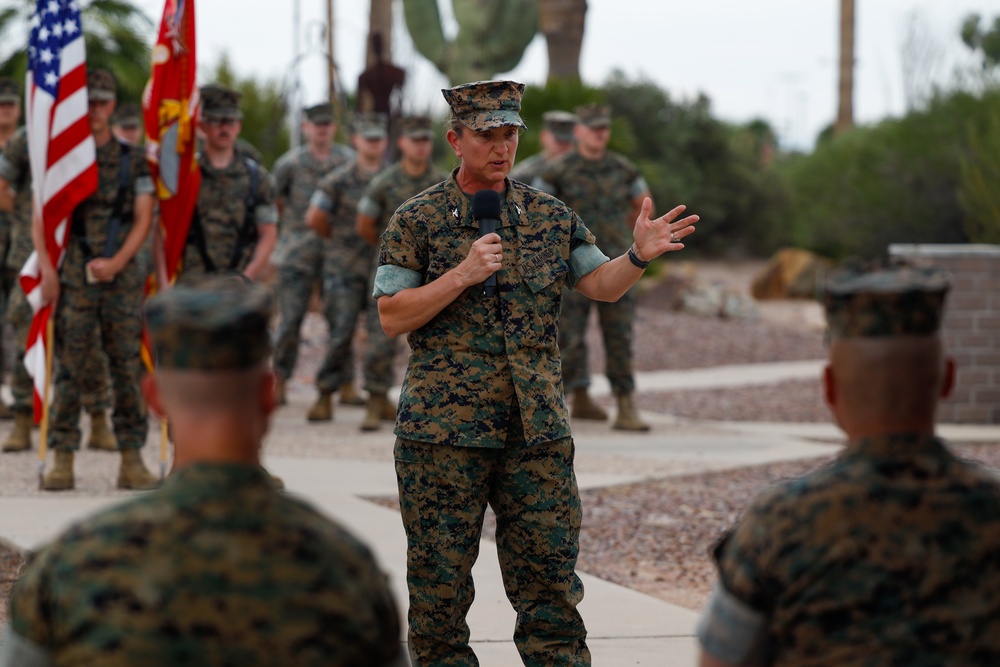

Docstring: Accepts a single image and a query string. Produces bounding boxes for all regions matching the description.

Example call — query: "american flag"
[20,0,97,421]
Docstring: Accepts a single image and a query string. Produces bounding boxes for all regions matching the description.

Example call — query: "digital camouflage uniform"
[271,102,354,383]
[0,129,110,422]
[178,85,277,285]
[310,156,381,393]
[375,80,610,667]
[358,156,446,395]
[535,136,649,396]
[698,265,1000,666]
[1,281,405,667]
[508,109,576,185]
[48,135,152,454]
[179,151,276,283]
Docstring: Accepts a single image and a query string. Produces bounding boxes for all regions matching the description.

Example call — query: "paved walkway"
[2,359,998,665]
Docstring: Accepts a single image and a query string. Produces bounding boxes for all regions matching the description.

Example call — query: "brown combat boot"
[306,391,333,422]
[86,410,118,451]
[274,377,287,406]
[612,393,650,432]
[571,387,608,420]
[0,401,13,420]
[338,383,366,406]
[42,450,75,491]
[360,393,387,432]
[117,448,159,490]
[2,413,33,452]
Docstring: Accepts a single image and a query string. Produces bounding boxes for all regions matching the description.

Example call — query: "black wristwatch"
[627,244,650,269]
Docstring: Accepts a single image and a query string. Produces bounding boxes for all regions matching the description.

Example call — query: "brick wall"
[890,244,1000,424]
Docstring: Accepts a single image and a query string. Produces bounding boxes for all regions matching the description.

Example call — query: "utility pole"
[290,0,301,150]
[835,0,855,135]
[327,0,336,109]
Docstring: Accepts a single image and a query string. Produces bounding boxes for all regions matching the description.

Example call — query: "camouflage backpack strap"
[227,157,260,271]
[72,141,131,262]
[101,141,132,258]
[186,158,218,273]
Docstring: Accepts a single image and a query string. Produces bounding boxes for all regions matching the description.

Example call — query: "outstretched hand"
[632,198,698,263]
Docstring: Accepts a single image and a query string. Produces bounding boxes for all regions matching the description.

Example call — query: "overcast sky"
[128,0,1000,150]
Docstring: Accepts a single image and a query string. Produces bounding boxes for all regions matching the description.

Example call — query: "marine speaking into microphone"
[472,189,501,297]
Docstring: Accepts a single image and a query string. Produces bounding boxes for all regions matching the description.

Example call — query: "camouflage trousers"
[272,262,346,383]
[558,287,636,395]
[395,411,590,666]
[6,279,110,416]
[363,273,397,394]
[315,264,368,393]
[49,278,146,451]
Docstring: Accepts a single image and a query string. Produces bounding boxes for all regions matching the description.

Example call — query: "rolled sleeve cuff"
[569,244,609,287]
[310,190,333,213]
[696,583,770,666]
[135,175,155,196]
[0,156,17,183]
[255,204,278,224]
[373,264,422,298]
[631,175,650,199]
[0,625,53,667]
[357,196,380,219]
[532,177,555,194]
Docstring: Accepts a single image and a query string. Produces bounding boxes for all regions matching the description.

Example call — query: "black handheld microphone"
[471,189,502,297]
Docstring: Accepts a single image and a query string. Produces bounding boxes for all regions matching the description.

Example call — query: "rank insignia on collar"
[515,204,521,215]
[452,207,459,219]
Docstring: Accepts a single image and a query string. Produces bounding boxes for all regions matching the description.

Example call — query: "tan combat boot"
[381,394,397,422]
[612,393,650,432]
[86,410,118,451]
[360,393,387,432]
[571,387,608,420]
[2,413,33,452]
[42,450,75,491]
[274,377,287,406]
[117,448,159,490]
[306,391,333,422]
[0,401,13,420]
[338,383,366,406]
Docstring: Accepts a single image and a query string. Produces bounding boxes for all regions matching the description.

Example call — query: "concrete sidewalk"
[2,359,998,665]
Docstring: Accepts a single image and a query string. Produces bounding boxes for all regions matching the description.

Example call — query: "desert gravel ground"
[1,259,996,625]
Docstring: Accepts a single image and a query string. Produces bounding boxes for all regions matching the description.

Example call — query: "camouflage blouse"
[6,463,404,666]
[376,172,608,448]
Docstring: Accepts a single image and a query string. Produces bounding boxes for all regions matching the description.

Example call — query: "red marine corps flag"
[142,0,199,368]
[21,0,98,422]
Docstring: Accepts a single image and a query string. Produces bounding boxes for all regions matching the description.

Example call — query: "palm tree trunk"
[539,0,587,83]
[835,0,855,134]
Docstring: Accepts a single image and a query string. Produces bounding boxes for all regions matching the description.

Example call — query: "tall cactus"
[402,0,539,85]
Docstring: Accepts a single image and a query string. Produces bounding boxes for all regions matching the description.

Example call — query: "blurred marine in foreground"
[1,279,406,666]
[698,262,1000,666]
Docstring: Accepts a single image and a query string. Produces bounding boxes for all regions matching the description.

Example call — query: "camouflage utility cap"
[304,102,334,123]
[113,102,141,128]
[575,104,610,128]
[200,83,242,120]
[543,110,577,142]
[824,263,950,338]
[401,114,435,139]
[355,111,388,139]
[443,80,526,131]
[145,279,272,370]
[87,69,117,102]
[0,77,20,103]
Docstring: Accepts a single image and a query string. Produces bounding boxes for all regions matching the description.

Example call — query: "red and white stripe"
[20,9,97,421]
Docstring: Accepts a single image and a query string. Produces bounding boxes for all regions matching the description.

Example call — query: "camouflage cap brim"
[202,108,244,121]
[462,109,526,132]
[0,94,19,103]
[87,89,116,102]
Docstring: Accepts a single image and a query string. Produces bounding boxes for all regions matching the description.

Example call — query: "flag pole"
[37,315,54,489]
[160,419,169,480]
